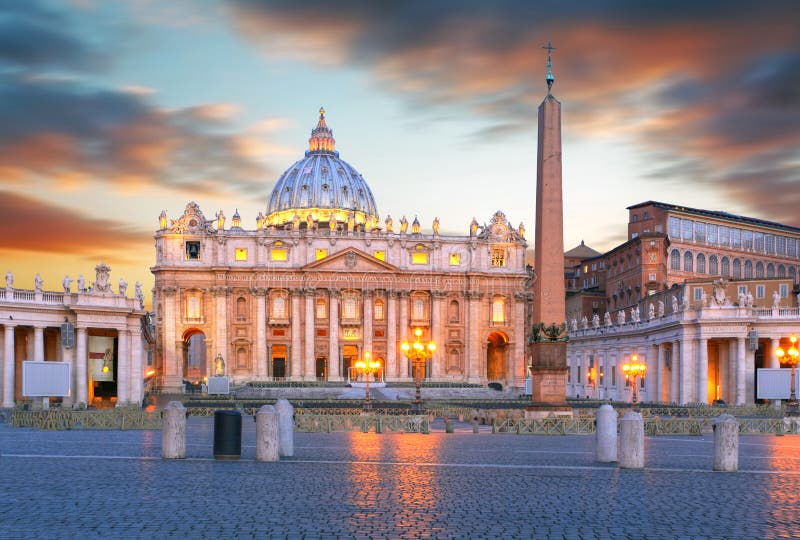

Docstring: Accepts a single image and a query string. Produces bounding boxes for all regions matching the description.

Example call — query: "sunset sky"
[1,1,798,303]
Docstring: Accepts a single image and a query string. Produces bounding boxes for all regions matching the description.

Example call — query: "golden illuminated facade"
[152,112,531,392]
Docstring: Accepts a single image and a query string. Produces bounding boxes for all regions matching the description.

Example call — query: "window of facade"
[790,266,797,283]
[272,295,286,319]
[316,298,327,319]
[738,285,747,297]
[753,261,762,278]
[776,236,786,255]
[721,256,730,276]
[694,287,703,301]
[491,248,506,267]
[449,300,460,322]
[765,234,775,254]
[731,228,741,248]
[185,241,200,260]
[668,217,680,238]
[767,263,775,278]
[778,264,786,278]
[697,253,706,274]
[449,253,460,266]
[491,297,505,323]
[412,252,428,265]
[756,285,765,299]
[343,294,358,320]
[733,258,742,278]
[271,248,288,261]
[374,299,385,320]
[745,260,754,279]
[236,297,247,321]
[694,222,706,243]
[707,224,718,244]
[670,249,680,270]
[371,250,384,261]
[788,238,797,258]
[681,219,693,241]
[315,249,327,260]
[754,232,764,252]
[235,248,247,261]
[412,298,425,320]
[643,211,649,219]
[648,273,656,281]
[187,295,201,320]
[709,255,718,275]
[780,284,789,298]
[718,226,729,246]
[683,251,693,272]
[742,230,753,250]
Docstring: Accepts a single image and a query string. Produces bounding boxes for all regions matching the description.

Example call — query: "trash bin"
[213,410,242,460]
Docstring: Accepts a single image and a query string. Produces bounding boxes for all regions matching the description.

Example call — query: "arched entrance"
[183,329,206,382]
[486,331,508,382]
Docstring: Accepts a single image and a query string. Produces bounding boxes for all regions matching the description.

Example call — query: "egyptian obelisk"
[530,41,569,408]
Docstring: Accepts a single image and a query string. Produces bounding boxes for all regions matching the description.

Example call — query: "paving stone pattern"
[1,418,799,539]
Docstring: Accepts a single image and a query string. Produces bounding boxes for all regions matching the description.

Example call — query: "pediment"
[303,248,400,272]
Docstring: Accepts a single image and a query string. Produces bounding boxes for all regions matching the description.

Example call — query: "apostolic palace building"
[152,110,532,393]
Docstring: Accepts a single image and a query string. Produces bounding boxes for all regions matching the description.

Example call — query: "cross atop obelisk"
[529,40,569,408]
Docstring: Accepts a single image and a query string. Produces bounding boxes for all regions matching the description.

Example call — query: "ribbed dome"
[265,109,379,229]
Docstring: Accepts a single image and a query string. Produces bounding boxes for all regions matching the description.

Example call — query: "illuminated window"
[492,297,505,323]
[412,252,428,265]
[449,253,460,266]
[271,248,287,261]
[316,298,327,319]
[374,299,384,320]
[343,295,358,319]
[185,241,200,260]
[235,248,247,261]
[272,296,286,318]
[316,249,327,260]
[373,250,385,261]
[491,249,506,267]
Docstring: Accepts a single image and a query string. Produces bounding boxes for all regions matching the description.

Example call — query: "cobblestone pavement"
[2,418,800,539]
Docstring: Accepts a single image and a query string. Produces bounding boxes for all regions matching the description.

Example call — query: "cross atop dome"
[542,40,556,93]
[309,106,335,153]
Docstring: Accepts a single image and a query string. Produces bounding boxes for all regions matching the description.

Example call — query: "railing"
[42,292,64,303]
[12,290,36,302]
[294,413,430,433]
[12,407,161,430]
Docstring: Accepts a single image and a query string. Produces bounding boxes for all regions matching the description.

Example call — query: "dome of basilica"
[265,109,379,230]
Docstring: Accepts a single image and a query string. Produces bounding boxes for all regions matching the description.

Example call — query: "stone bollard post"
[161,401,186,459]
[713,414,739,472]
[445,418,454,434]
[472,419,480,434]
[275,399,294,457]
[619,411,644,469]
[595,404,618,463]
[256,405,279,462]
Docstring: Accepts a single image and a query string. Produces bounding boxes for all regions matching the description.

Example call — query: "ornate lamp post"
[775,334,799,416]
[354,352,381,412]
[621,354,647,406]
[401,327,436,413]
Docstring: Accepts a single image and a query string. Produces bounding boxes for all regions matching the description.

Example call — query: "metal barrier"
[12,407,161,430]
[293,414,430,433]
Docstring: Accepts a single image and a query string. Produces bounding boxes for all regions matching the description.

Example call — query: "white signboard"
[207,376,230,395]
[23,361,71,397]
[757,368,800,399]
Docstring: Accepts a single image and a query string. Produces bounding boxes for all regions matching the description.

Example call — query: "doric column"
[398,291,409,379]
[33,326,45,362]
[328,289,340,380]
[2,325,16,407]
[304,289,315,380]
[679,338,693,405]
[671,340,680,404]
[770,337,781,408]
[291,289,302,380]
[698,337,709,404]
[129,327,143,404]
[117,329,129,404]
[161,286,180,390]
[467,291,482,384]
[655,343,666,403]
[75,327,87,406]
[386,291,397,380]
[61,329,74,407]
[736,337,746,405]
[363,289,373,360]
[254,288,267,379]
[513,293,527,388]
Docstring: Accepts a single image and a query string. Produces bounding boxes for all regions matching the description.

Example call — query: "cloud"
[0,190,149,255]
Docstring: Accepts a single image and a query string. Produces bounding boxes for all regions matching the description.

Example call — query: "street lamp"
[775,334,799,416]
[354,352,381,412]
[400,327,436,413]
[621,354,647,406]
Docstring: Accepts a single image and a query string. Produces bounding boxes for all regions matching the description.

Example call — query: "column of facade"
[429,292,442,379]
[214,287,228,369]
[398,291,409,380]
[670,341,680,404]
[679,338,694,405]
[2,325,16,407]
[745,341,756,405]
[513,294,526,388]
[162,287,179,390]
[61,330,74,407]
[697,337,709,404]
[33,326,45,362]
[655,343,666,403]
[769,338,781,408]
[386,291,397,380]
[75,326,86,405]
[736,337,746,405]
[304,289,315,380]
[117,329,129,404]
[328,290,340,380]
[130,326,143,405]
[290,290,302,379]
[254,288,267,379]
[467,292,482,384]
[363,290,373,362]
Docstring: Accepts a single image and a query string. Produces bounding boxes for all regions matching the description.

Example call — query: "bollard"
[713,414,739,472]
[275,399,294,457]
[256,405,279,462]
[445,418,454,434]
[161,401,186,459]
[595,404,618,463]
[619,411,644,469]
[472,419,479,434]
